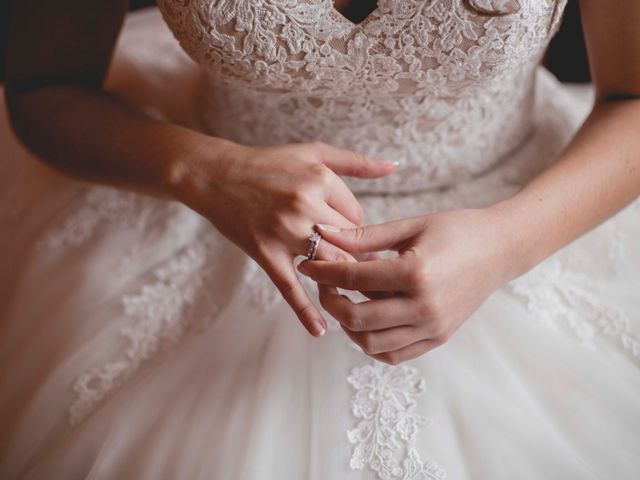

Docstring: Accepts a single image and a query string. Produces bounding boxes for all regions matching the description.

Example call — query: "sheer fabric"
[1,5,639,479]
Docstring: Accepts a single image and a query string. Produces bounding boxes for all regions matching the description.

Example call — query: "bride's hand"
[297,208,520,363]
[168,139,396,337]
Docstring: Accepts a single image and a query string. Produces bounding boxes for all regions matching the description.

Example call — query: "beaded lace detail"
[157,0,567,193]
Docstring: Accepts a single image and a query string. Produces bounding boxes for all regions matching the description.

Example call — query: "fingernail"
[316,224,341,232]
[297,262,308,274]
[391,161,401,167]
[312,320,326,337]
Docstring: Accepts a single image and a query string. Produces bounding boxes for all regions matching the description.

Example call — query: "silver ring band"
[307,232,321,260]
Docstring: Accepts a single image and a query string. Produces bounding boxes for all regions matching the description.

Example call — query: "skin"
[5,1,639,360]
[4,0,397,338]
[299,0,640,364]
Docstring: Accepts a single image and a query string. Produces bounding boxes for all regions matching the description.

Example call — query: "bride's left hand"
[297,207,524,364]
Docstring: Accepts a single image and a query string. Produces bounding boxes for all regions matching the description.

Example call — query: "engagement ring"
[307,232,321,260]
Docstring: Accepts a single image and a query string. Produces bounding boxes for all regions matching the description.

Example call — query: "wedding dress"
[1,1,639,478]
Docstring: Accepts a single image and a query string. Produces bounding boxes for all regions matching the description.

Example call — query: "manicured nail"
[312,320,326,337]
[316,224,341,232]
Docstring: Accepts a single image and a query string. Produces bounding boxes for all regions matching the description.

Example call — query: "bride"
[1,0,639,478]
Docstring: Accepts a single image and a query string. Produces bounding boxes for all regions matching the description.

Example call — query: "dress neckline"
[328,0,379,28]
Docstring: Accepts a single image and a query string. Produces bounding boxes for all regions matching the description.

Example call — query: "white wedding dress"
[1,1,639,478]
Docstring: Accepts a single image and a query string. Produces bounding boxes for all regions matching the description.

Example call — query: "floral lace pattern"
[38,186,182,250]
[73,0,567,473]
[348,363,446,479]
[70,238,220,425]
[157,0,567,193]
[508,258,640,361]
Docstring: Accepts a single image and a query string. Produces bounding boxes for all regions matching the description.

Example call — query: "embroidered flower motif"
[509,259,640,360]
[347,363,447,480]
[40,187,144,249]
[70,239,219,425]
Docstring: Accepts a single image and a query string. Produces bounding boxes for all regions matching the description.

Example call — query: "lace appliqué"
[347,363,447,480]
[509,259,640,360]
[70,239,219,425]
[157,0,568,193]
[40,187,146,249]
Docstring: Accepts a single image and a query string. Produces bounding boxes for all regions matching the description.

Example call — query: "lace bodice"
[157,0,566,193]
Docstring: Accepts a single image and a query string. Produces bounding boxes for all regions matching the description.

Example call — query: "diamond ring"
[307,232,321,260]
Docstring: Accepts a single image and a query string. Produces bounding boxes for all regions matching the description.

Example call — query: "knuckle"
[252,234,271,256]
[428,317,449,340]
[349,151,366,176]
[331,249,352,263]
[309,162,329,180]
[290,189,313,209]
[299,141,325,161]
[271,210,289,229]
[318,167,335,188]
[377,352,402,366]
[343,308,363,332]
[352,205,365,225]
[415,297,436,321]
[278,279,299,298]
[308,140,326,151]
[407,264,429,289]
[342,262,357,290]
[433,328,452,345]
[353,226,367,249]
[416,290,445,321]
[359,333,377,355]
[271,212,299,240]
[298,302,316,319]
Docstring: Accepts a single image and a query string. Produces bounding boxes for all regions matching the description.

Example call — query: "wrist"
[484,197,550,282]
[162,131,242,204]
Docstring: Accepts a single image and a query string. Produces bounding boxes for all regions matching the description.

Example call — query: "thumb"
[316,143,398,179]
[314,218,424,253]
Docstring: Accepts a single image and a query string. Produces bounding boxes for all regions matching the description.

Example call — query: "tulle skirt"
[1,8,639,480]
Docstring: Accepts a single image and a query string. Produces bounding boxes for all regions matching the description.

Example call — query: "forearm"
[5,84,233,197]
[494,98,640,279]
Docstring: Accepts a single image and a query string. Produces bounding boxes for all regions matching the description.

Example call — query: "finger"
[317,284,415,331]
[324,176,365,225]
[314,143,397,179]
[263,253,327,337]
[356,251,383,262]
[298,219,384,299]
[314,218,425,253]
[371,339,439,365]
[314,234,357,263]
[299,257,409,292]
[317,203,359,232]
[288,206,354,257]
[348,251,394,299]
[312,244,390,300]
[342,325,421,355]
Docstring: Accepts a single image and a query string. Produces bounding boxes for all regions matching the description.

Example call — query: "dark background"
[0,0,590,84]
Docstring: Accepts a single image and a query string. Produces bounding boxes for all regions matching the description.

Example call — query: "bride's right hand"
[168,139,396,337]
